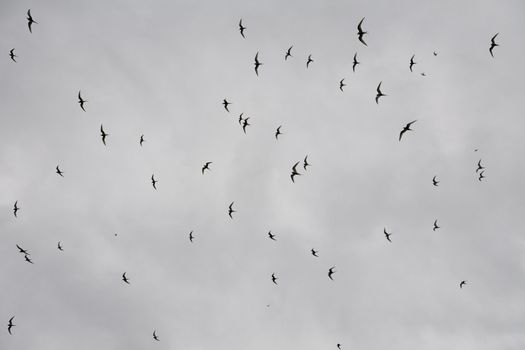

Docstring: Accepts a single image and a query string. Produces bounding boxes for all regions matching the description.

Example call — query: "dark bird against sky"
[399,120,417,141]
[238,19,246,38]
[9,49,17,62]
[285,46,293,60]
[78,91,87,111]
[291,161,301,183]
[26,9,37,33]
[489,33,499,57]
[357,17,367,46]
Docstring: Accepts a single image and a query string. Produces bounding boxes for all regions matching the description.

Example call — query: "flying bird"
[337,344,342,350]
[433,220,440,231]
[375,82,386,104]
[384,228,392,242]
[153,330,160,341]
[78,91,87,111]
[242,117,250,133]
[238,19,246,38]
[303,155,310,170]
[151,174,158,190]
[291,161,301,183]
[254,52,262,76]
[13,201,19,217]
[409,55,416,72]
[285,46,293,60]
[9,49,17,62]
[57,241,63,251]
[271,273,278,285]
[202,162,212,174]
[189,231,194,243]
[399,120,417,141]
[56,165,64,177]
[352,52,360,72]
[275,125,282,140]
[268,231,276,241]
[228,202,236,219]
[122,272,130,284]
[478,170,485,182]
[16,244,29,255]
[7,317,15,335]
[339,79,346,92]
[489,33,499,57]
[222,99,231,112]
[24,255,33,264]
[328,266,336,280]
[311,248,319,257]
[432,176,439,186]
[357,17,367,46]
[139,134,145,147]
[306,54,313,68]
[460,280,467,288]
[433,51,438,56]
[27,9,37,33]
[100,125,108,146]
[476,159,485,173]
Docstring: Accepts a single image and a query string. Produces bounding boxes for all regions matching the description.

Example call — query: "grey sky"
[1,0,525,349]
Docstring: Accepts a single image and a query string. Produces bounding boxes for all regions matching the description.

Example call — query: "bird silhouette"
[460,280,467,288]
[57,241,63,251]
[352,52,360,72]
[16,244,29,255]
[384,228,392,242]
[399,120,417,141]
[285,46,293,60]
[56,165,64,177]
[100,125,108,146]
[189,231,194,243]
[7,316,15,335]
[271,273,278,285]
[303,156,310,170]
[291,161,301,183]
[27,9,37,33]
[311,249,319,257]
[433,220,440,231]
[275,125,282,140]
[306,54,313,68]
[139,134,145,147]
[489,33,499,57]
[337,344,342,350]
[238,19,246,38]
[409,55,416,72]
[433,51,438,56]
[151,174,158,190]
[339,79,346,92]
[202,162,212,174]
[328,266,336,280]
[9,49,17,62]
[476,159,485,173]
[254,52,262,76]
[228,202,236,219]
[122,272,130,284]
[432,176,439,186]
[222,99,231,112]
[78,91,87,111]
[357,17,367,46]
[242,117,250,133]
[268,231,276,241]
[478,170,485,182]
[153,330,160,341]
[24,254,33,264]
[375,82,386,104]
[13,201,19,218]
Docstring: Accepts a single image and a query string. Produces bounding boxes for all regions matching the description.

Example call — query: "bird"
[432,176,439,186]
[384,228,392,242]
[228,202,236,219]
[202,162,212,174]
[489,33,499,57]
[339,79,346,92]
[337,344,342,350]
[189,231,194,243]
[16,244,29,255]
[420,72,426,76]
[7,317,15,335]
[433,51,438,56]
[151,174,158,190]
[459,280,467,288]
[78,91,87,111]
[242,117,250,133]
[222,99,231,112]
[479,170,485,182]
[328,266,336,280]
[409,54,416,72]
[122,272,130,284]
[275,125,282,140]
[357,17,367,46]
[238,19,246,38]
[311,249,319,257]
[57,241,64,251]
[24,254,33,264]
[56,165,64,177]
[433,220,440,231]
[139,134,145,147]
[268,231,276,241]
[238,113,244,125]
[27,9,37,33]
[352,52,360,72]
[303,155,310,170]
[271,273,278,285]
[291,161,301,183]
[153,330,160,341]
[399,120,417,141]
[285,46,293,60]
[254,52,262,76]
[476,159,485,173]
[100,125,108,145]
[13,201,20,217]
[9,49,17,62]
[306,54,313,68]
[375,82,386,104]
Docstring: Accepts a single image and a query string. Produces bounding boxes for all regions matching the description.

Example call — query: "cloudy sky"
[1,0,525,349]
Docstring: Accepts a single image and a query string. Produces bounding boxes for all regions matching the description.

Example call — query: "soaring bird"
[13,201,19,218]
[9,49,17,62]
[7,317,15,335]
[27,9,37,33]
[433,51,438,56]
[375,82,386,104]
[242,117,250,133]
[328,266,336,280]
[311,248,319,257]
[285,46,293,60]
[291,161,301,183]
[459,280,467,288]
[306,54,313,68]
[399,120,417,141]
[238,113,244,125]
[476,159,485,173]
[100,125,108,146]
[303,155,310,170]
[189,231,194,243]
[339,79,346,92]
[337,344,342,350]
[56,165,64,177]
[16,244,29,255]
[409,55,416,72]
[228,202,236,219]
[357,17,367,46]
[432,176,439,186]
[433,220,440,231]
[222,99,231,112]
[478,170,485,182]
[151,174,158,190]
[139,134,145,147]
[254,52,262,76]
[153,330,160,341]
[271,273,278,285]
[202,162,212,174]
[24,255,33,264]
[268,231,276,241]
[238,19,246,38]
[122,272,130,284]
[489,33,499,57]
[384,228,392,242]
[275,125,282,140]
[78,91,87,111]
[57,241,63,251]
[352,52,360,72]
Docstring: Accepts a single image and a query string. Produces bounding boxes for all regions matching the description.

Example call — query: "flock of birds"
[6,8,499,346]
